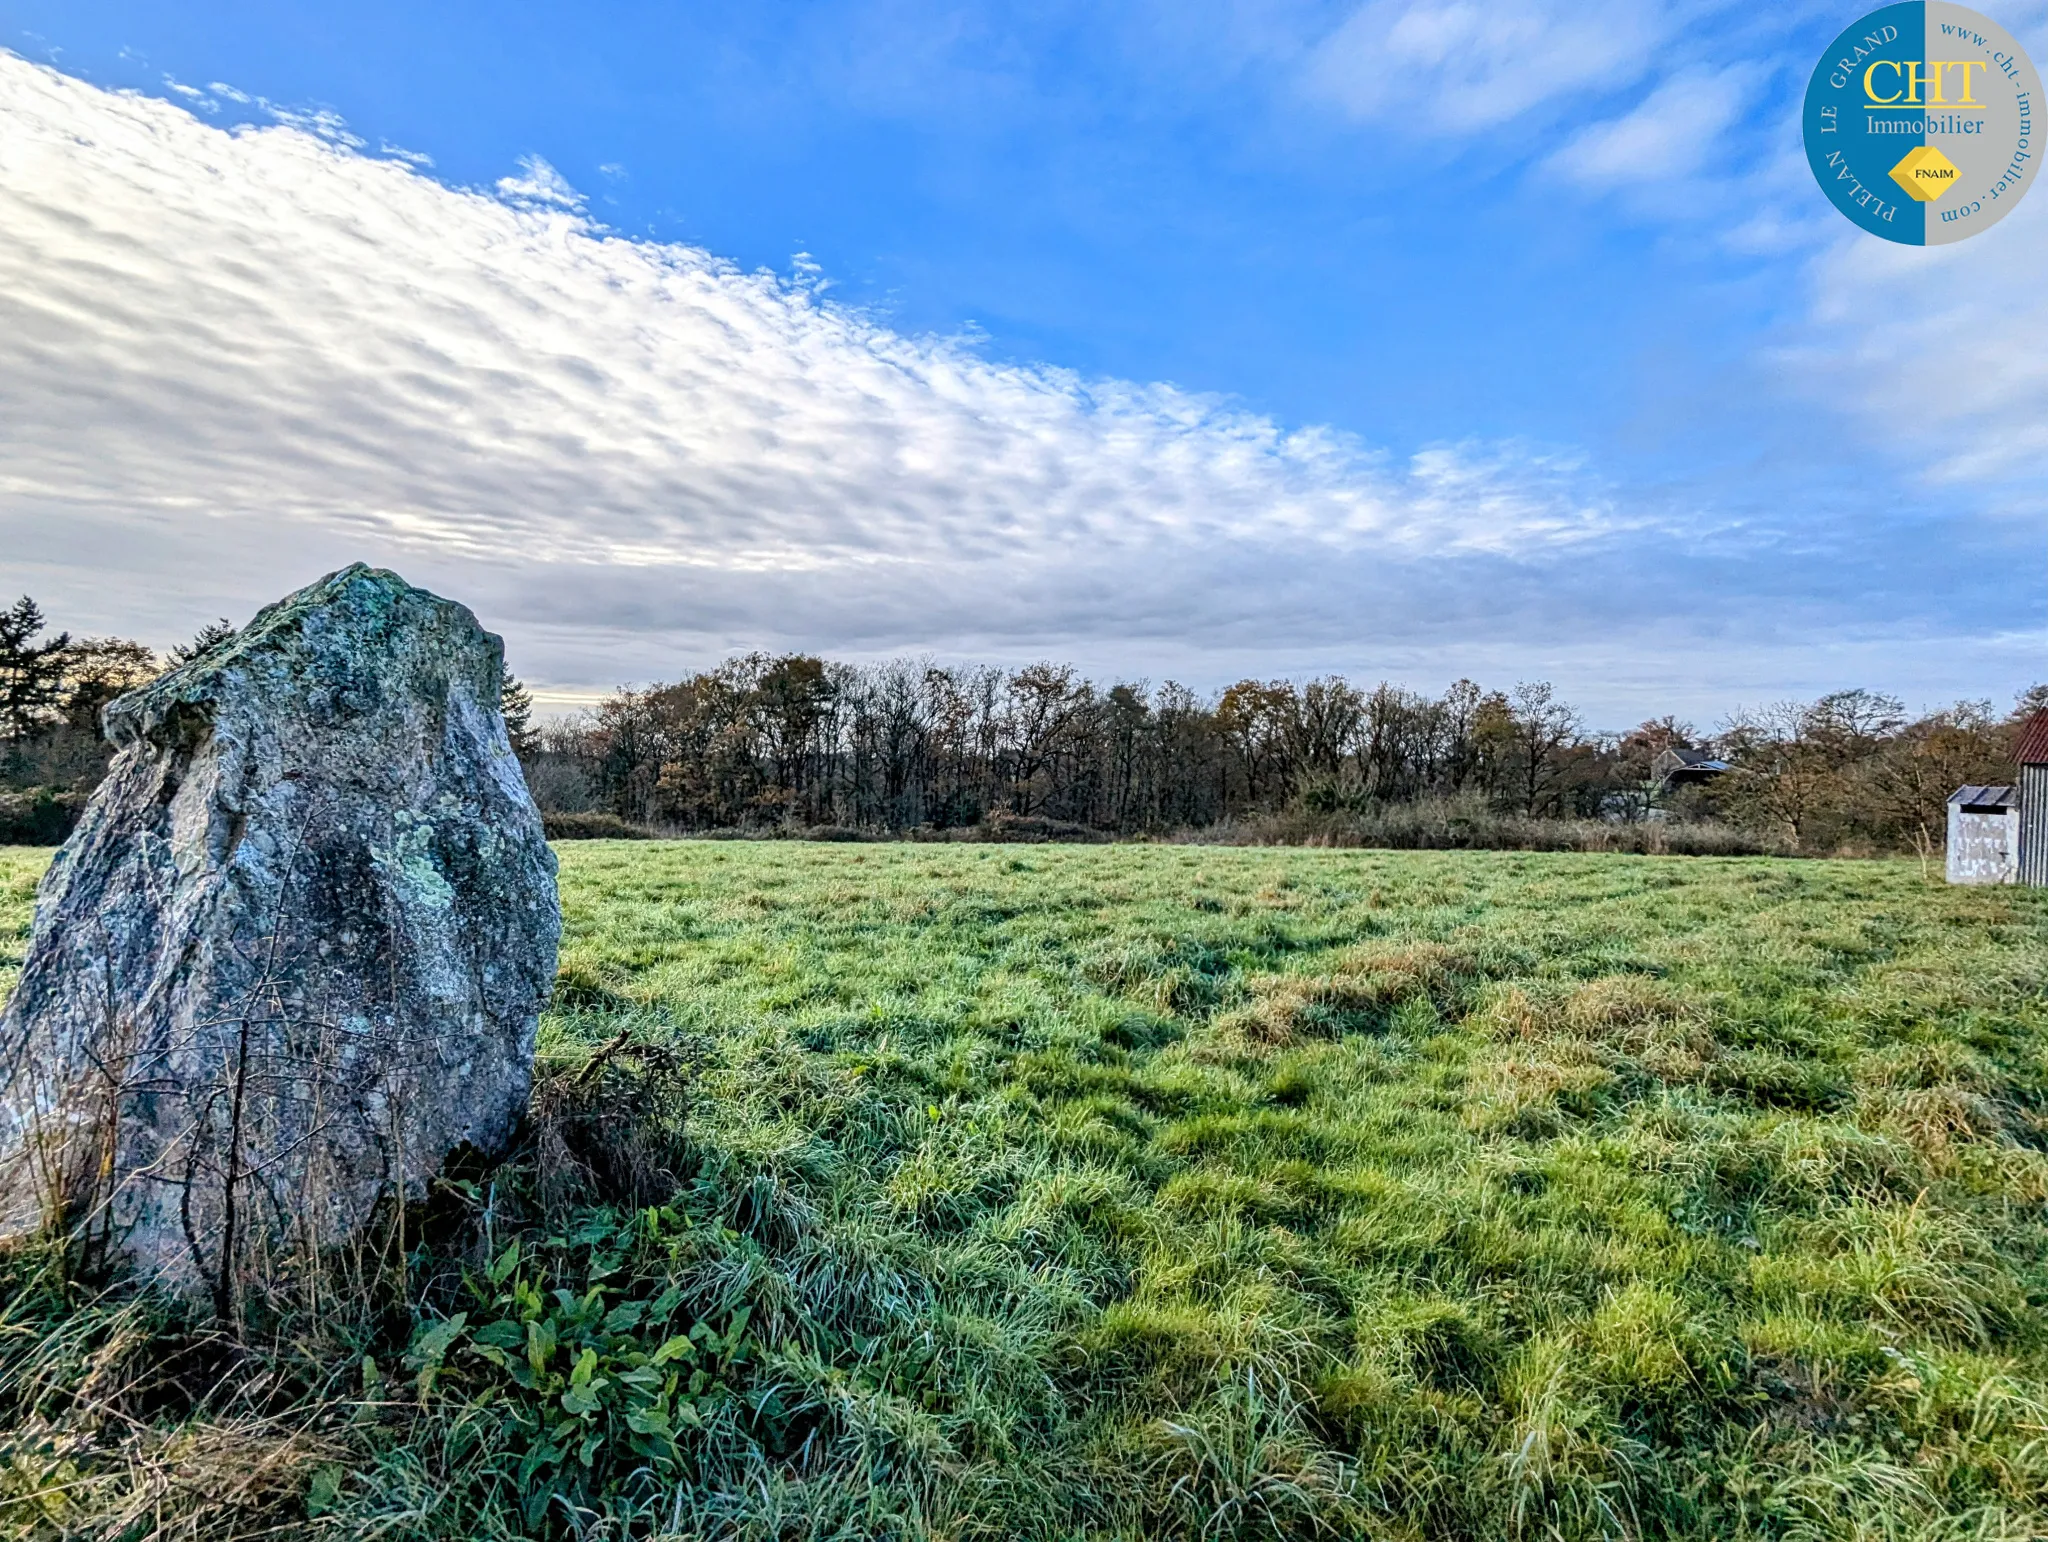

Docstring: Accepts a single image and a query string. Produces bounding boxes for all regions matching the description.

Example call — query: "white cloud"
[0,50,1653,695]
[1306,0,1680,132]
[1546,66,1754,187]
[1783,189,2048,491]
[162,76,215,109]
[253,97,363,147]
[10,48,2033,720]
[495,153,582,208]
[1299,0,1828,247]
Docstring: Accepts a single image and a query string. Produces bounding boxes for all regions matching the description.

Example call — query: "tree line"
[2,595,2037,852]
[523,653,2040,852]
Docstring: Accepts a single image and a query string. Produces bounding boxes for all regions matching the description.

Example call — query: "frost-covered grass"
[5,841,2048,1539]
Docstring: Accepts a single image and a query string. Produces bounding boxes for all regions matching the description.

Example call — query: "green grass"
[0,850,41,1007]
[6,842,2048,1539]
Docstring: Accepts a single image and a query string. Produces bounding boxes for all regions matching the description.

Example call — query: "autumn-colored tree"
[1216,680,1297,812]
[1715,692,1902,847]
[1853,700,2010,849]
[59,638,159,733]
[1616,717,1700,782]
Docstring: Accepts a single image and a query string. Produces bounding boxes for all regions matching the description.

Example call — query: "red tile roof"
[2016,710,2048,767]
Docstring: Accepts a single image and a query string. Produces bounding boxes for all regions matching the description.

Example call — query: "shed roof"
[1651,746,1729,775]
[2016,710,2048,766]
[1950,784,2017,809]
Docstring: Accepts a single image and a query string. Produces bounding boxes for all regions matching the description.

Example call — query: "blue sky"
[2,0,2045,725]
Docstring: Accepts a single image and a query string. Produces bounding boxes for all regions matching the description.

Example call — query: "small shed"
[2017,711,2048,886]
[1947,784,2018,884]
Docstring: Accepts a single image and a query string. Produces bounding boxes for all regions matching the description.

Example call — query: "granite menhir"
[0,565,559,1306]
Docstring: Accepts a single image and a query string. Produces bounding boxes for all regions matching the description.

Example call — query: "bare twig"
[573,1029,634,1087]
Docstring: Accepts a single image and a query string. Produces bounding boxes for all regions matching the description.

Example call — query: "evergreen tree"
[169,619,238,665]
[501,667,536,758]
[0,596,72,742]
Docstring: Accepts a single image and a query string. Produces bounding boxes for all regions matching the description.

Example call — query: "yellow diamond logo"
[1890,144,1961,202]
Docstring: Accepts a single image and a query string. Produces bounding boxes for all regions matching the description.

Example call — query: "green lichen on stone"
[374,815,456,912]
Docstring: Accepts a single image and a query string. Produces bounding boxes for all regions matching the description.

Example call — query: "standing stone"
[0,565,559,1305]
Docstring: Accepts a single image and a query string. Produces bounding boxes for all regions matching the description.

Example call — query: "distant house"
[1649,746,1729,793]
[1947,785,2017,884]
[2016,711,2048,886]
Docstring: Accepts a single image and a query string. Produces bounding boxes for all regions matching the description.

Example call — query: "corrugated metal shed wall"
[2022,764,2048,887]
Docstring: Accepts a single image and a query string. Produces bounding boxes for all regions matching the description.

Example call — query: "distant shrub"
[1180,797,1790,856]
[553,803,1793,853]
[543,811,659,841]
[967,810,1113,844]
[897,811,1113,843]
[992,813,1107,844]
[0,788,83,845]
[798,824,880,842]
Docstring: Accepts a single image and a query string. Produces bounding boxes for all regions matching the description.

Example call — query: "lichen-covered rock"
[0,565,559,1305]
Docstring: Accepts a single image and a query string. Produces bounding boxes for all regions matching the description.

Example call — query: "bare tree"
[1505,682,1582,816]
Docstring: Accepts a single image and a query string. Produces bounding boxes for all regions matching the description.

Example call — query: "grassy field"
[5,842,2048,1539]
